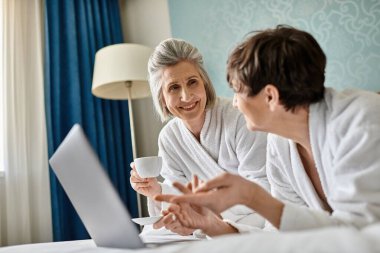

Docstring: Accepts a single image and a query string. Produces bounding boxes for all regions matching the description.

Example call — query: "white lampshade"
[92,43,153,100]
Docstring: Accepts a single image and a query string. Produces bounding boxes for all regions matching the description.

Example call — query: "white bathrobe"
[267,88,380,231]
[148,97,268,230]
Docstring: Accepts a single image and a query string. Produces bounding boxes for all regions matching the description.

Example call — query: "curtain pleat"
[44,0,138,241]
[0,0,52,246]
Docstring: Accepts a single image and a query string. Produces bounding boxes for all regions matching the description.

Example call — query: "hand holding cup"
[134,156,162,178]
[130,156,162,198]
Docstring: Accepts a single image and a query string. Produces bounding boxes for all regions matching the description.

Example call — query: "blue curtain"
[44,0,138,241]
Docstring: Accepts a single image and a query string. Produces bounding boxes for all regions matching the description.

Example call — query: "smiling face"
[161,61,207,127]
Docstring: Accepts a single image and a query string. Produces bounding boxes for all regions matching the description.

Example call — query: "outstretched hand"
[156,173,285,229]
[153,209,195,236]
[154,173,257,214]
[153,175,234,236]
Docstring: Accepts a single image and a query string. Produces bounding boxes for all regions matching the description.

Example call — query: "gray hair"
[148,38,216,122]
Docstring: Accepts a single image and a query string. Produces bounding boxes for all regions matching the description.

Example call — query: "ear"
[263,84,280,111]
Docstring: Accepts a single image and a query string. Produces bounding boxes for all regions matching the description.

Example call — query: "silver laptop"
[49,124,146,249]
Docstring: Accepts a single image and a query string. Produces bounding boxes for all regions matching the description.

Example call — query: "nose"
[232,94,238,108]
[181,86,192,102]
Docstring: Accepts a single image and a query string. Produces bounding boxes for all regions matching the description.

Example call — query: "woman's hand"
[154,175,238,236]
[152,209,195,236]
[155,173,256,213]
[155,173,285,229]
[129,162,161,198]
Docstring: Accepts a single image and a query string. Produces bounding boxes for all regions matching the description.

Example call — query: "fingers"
[164,216,182,231]
[159,219,191,235]
[186,182,192,192]
[130,169,145,181]
[172,182,192,194]
[130,173,160,197]
[180,175,201,193]
[153,216,165,229]
[154,194,178,203]
[153,210,174,229]
[153,213,177,229]
[155,191,216,211]
[130,176,148,184]
[156,206,195,235]
[160,192,208,206]
[130,170,159,184]
[154,175,232,214]
[169,202,206,229]
[133,182,153,189]
[130,162,139,176]
[167,204,181,213]
[192,175,199,191]
[170,176,201,195]
[167,204,185,223]
[195,173,231,193]
[130,177,151,189]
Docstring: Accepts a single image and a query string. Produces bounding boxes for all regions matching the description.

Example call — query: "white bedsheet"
[1,223,379,253]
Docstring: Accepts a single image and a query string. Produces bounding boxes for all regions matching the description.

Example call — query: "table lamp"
[92,43,153,218]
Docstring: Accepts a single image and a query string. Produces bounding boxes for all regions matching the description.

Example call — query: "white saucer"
[131,216,162,226]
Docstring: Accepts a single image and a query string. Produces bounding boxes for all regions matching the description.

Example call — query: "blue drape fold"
[44,0,138,241]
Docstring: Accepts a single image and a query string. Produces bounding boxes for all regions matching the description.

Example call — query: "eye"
[168,84,180,92]
[188,79,198,86]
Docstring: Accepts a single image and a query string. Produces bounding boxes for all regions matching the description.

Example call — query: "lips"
[180,101,198,111]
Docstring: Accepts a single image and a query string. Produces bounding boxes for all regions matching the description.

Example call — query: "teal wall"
[168,0,380,97]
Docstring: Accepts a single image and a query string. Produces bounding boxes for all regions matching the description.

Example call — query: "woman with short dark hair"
[157,26,380,231]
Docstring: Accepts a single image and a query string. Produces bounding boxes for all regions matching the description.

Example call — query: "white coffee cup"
[134,156,162,178]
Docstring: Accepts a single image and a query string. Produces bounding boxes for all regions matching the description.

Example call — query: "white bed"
[1,223,379,253]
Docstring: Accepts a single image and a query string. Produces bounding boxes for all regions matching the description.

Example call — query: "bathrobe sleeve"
[147,131,188,216]
[220,116,269,232]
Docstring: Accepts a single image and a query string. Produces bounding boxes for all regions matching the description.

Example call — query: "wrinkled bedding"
[1,223,379,253]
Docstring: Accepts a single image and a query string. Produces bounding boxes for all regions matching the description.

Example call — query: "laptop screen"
[49,124,144,249]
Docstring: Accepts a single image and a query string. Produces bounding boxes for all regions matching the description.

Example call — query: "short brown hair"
[227,25,326,111]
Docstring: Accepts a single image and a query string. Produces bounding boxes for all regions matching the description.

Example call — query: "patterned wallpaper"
[168,0,380,97]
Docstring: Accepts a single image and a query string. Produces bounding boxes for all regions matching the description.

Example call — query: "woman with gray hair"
[130,38,268,237]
